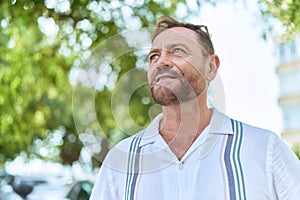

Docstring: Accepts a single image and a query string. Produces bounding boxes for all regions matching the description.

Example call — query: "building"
[275,36,300,147]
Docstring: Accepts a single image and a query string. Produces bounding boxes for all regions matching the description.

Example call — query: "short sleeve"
[272,136,300,199]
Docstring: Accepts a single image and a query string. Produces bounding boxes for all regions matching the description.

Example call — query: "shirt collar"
[139,108,233,147]
[209,108,233,135]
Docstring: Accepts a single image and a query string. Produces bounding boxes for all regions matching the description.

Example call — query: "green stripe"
[232,120,242,199]
[237,121,246,199]
[231,120,246,199]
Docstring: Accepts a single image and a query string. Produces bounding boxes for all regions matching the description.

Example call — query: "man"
[90,16,300,199]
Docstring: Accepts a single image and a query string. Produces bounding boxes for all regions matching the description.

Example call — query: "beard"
[149,68,206,106]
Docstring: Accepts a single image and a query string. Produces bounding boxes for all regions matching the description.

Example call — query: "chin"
[151,90,199,106]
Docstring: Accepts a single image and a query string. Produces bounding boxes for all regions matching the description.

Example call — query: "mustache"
[151,67,183,83]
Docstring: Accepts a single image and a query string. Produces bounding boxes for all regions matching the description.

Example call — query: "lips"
[155,74,176,82]
[152,69,182,84]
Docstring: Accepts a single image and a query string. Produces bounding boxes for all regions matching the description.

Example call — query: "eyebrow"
[148,42,192,56]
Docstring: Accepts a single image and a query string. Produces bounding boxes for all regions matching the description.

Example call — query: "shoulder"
[101,114,162,171]
[101,130,145,172]
[114,130,145,150]
[228,118,280,157]
[233,119,278,142]
[234,119,298,164]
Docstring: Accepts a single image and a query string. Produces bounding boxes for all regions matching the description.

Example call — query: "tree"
[0,0,194,165]
[2,0,298,166]
[0,0,77,164]
[258,0,300,39]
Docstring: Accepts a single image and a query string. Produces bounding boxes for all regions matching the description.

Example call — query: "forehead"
[151,27,200,48]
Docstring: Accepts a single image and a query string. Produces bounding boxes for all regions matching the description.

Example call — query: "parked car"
[1,174,68,200]
[66,180,93,200]
[0,171,22,200]
[0,172,94,200]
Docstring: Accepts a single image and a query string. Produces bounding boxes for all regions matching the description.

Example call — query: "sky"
[188,1,283,134]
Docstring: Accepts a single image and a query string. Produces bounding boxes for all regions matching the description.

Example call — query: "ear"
[207,54,220,81]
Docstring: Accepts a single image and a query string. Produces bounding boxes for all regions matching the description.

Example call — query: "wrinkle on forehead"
[151,27,207,54]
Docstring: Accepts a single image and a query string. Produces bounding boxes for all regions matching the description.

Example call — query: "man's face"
[148,27,211,106]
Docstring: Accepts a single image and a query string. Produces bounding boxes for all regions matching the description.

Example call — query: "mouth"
[155,74,176,82]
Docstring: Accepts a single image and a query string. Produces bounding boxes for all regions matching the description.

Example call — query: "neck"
[159,93,213,141]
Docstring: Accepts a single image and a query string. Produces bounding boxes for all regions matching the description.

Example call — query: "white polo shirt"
[90,109,300,200]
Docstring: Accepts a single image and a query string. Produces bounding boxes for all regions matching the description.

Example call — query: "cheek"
[185,63,207,84]
[147,66,155,82]
[178,60,203,78]
[189,59,210,79]
[147,73,151,83]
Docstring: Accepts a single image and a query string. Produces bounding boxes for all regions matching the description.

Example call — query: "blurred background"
[1,0,299,199]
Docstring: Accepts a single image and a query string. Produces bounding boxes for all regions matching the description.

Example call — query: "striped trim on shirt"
[221,119,246,200]
[125,132,144,200]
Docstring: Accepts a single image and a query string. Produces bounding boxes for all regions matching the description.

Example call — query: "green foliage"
[259,0,300,39]
[0,0,195,165]
[3,0,297,166]
[0,0,77,164]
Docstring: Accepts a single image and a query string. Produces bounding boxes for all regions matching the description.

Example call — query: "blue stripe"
[224,134,236,200]
[129,138,142,200]
[125,136,139,200]
[125,132,144,200]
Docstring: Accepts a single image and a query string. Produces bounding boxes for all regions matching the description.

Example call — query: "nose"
[157,51,173,68]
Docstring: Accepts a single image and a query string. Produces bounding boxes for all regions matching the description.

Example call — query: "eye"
[172,48,184,55]
[149,54,159,63]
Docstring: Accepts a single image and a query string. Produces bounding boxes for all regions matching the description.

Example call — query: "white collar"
[139,108,234,148]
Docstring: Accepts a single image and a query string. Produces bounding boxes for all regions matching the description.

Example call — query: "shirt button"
[178,162,184,169]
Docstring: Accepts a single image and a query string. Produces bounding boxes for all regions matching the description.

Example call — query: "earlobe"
[212,54,220,69]
[207,54,220,81]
